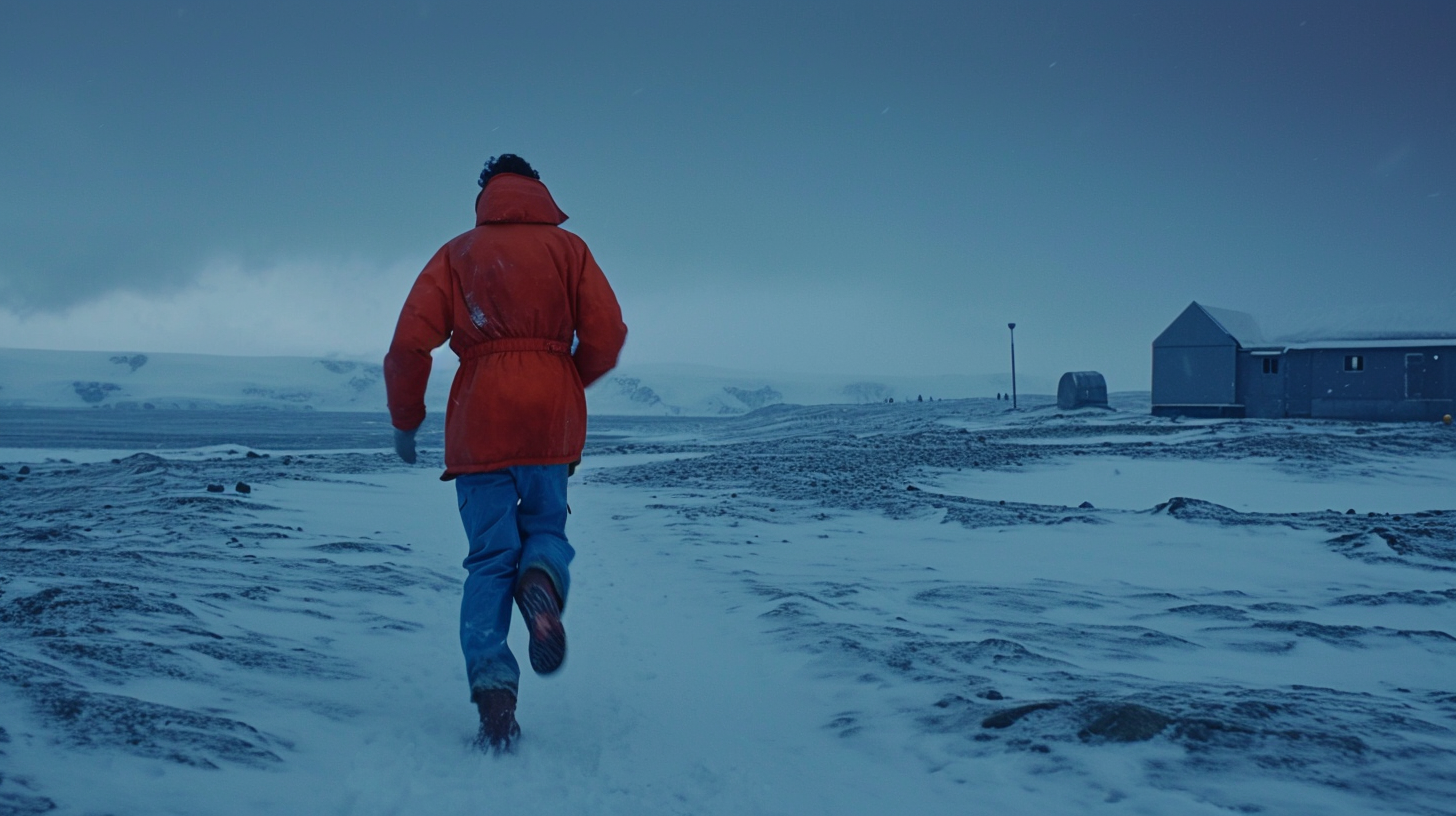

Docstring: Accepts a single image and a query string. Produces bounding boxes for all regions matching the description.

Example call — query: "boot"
[515,569,567,675]
[472,688,520,754]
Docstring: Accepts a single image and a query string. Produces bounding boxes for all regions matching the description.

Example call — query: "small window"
[1262,357,1280,374]
[1345,355,1364,372]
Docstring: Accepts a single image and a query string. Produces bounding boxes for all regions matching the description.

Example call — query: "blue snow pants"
[455,465,574,696]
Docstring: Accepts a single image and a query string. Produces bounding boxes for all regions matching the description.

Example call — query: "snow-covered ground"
[2,398,1455,815]
[0,347,1057,416]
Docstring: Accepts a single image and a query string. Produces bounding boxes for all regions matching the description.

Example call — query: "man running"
[384,154,627,752]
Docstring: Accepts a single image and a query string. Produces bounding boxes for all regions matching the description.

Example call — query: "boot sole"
[518,583,566,675]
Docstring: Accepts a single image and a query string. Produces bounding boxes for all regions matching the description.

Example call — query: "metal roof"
[1198,305,1266,347]
[1280,338,1456,350]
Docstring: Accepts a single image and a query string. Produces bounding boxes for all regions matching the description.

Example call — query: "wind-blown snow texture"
[2,398,1454,815]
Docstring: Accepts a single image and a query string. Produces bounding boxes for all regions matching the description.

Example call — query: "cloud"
[615,281,1083,381]
[0,259,415,360]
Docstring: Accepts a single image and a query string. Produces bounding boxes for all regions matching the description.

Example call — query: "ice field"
[2,397,1455,815]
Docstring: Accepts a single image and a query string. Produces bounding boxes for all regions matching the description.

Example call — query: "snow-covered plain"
[2,397,1455,815]
[0,347,1055,416]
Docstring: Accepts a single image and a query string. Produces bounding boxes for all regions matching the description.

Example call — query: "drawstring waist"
[460,338,571,360]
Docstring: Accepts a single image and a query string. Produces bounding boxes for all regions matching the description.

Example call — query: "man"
[384,154,627,753]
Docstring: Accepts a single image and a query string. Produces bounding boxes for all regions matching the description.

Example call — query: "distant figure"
[384,154,628,753]
[917,395,923,403]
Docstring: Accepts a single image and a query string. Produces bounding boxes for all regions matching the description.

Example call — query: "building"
[1151,302,1456,421]
[1057,371,1108,410]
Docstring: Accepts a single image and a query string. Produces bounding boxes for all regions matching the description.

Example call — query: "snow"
[1180,305,1456,352]
[922,455,1456,514]
[0,347,453,413]
[1199,304,1267,347]
[586,363,1057,416]
[2,398,1455,815]
[0,347,1057,416]
[1283,339,1456,351]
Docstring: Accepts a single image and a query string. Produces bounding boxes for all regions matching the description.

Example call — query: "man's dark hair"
[479,154,540,188]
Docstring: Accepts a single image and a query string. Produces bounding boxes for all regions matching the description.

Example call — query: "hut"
[1057,371,1109,410]
[1152,302,1456,421]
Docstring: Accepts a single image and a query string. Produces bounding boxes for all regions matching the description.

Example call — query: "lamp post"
[1008,322,1018,410]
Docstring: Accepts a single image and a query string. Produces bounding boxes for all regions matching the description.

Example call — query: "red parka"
[384,173,627,477]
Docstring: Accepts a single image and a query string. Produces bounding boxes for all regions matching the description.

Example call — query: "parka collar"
[475,173,569,226]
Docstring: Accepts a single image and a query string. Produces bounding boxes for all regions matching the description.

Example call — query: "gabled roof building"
[1152,302,1455,421]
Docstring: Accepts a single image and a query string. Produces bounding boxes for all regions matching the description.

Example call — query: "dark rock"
[906,484,920,492]
[1167,604,1248,620]
[245,451,261,459]
[1079,703,1173,743]
[19,466,31,475]
[234,483,251,495]
[206,484,225,493]
[1346,509,1356,515]
[1079,501,1095,509]
[109,353,148,372]
[72,381,121,403]
[317,360,357,375]
[978,689,1005,701]
[982,700,1066,729]
[0,789,57,815]
[1160,496,1191,514]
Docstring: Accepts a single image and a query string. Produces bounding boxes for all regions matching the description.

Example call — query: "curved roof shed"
[1058,371,1109,410]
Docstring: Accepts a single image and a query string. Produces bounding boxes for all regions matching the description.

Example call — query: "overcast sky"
[2,1,1453,391]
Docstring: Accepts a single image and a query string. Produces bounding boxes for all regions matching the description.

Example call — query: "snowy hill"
[587,364,1054,415]
[0,348,1053,416]
[0,347,434,413]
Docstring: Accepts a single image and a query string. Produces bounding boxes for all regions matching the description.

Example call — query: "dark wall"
[1236,352,1285,419]
[1302,346,1454,421]
[1153,303,1239,409]
[1284,353,1313,417]
[1153,345,1236,407]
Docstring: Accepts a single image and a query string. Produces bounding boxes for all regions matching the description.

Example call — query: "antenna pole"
[1008,322,1018,410]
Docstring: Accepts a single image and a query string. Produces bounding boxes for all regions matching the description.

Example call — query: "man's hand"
[394,427,419,464]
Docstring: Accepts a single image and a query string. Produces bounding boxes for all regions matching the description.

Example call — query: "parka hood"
[475,173,569,226]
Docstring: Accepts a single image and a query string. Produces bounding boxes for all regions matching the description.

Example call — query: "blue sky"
[1,1,1452,390]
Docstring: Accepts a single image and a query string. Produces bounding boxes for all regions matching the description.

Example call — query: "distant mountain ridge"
[0,348,1052,416]
[0,348,427,413]
[587,363,1054,416]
